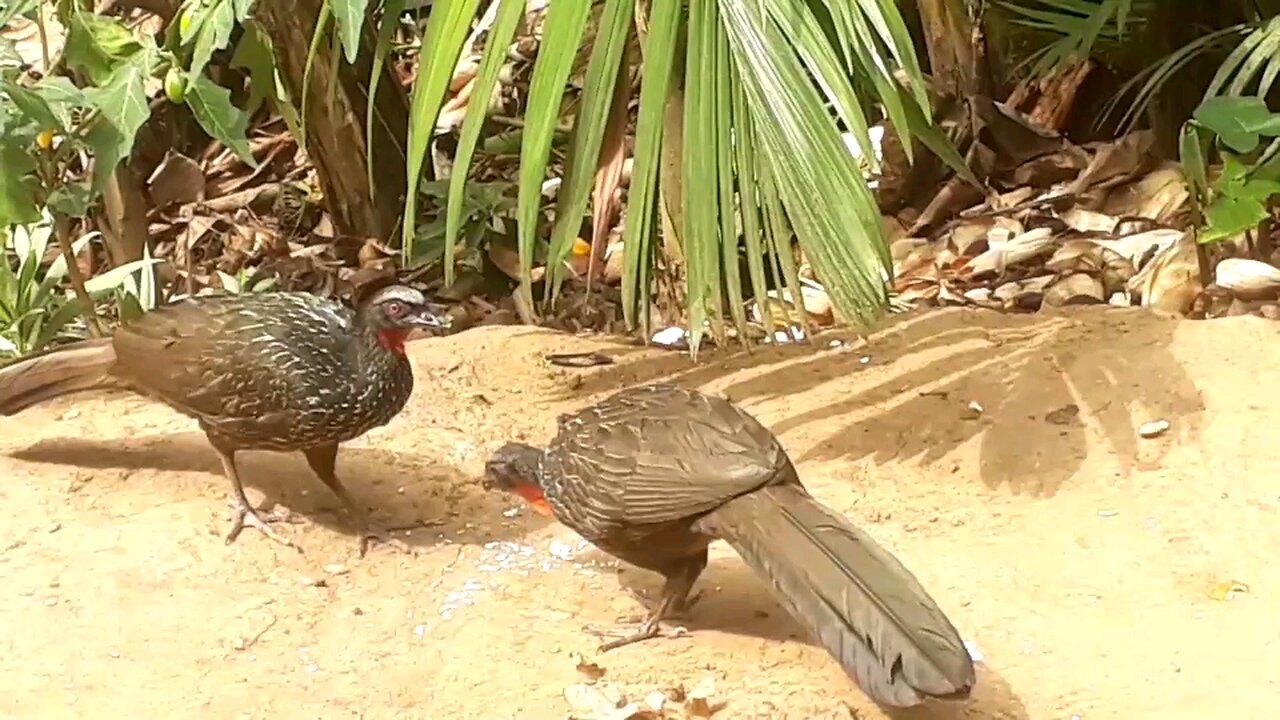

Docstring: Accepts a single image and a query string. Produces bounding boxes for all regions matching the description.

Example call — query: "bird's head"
[359,285,451,355]
[483,442,554,517]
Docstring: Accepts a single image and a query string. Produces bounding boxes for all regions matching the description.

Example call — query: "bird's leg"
[587,554,706,652]
[622,583,704,622]
[215,445,299,551]
[303,445,408,558]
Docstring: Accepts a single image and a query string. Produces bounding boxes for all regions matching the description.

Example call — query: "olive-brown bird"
[484,383,975,708]
[0,285,448,555]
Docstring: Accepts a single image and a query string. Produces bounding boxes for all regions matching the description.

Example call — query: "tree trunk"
[915,0,988,98]
[254,3,410,240]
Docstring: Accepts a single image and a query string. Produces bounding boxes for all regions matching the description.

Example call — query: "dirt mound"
[1,308,1275,718]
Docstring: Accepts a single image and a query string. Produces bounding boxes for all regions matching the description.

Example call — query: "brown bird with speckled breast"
[0,285,448,555]
[484,383,975,708]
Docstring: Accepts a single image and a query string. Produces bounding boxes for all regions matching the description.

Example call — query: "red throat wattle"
[376,328,410,356]
[513,482,554,517]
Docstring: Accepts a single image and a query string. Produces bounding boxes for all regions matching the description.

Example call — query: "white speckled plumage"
[108,291,415,450]
[0,285,446,554]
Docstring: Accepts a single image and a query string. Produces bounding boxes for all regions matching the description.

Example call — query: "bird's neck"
[374,328,410,356]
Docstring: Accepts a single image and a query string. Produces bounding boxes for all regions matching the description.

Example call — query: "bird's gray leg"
[213,442,299,551]
[303,444,408,558]
[586,553,707,652]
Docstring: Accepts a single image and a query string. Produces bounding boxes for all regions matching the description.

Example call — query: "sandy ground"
[0,306,1277,719]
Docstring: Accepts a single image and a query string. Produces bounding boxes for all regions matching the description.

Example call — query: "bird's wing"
[110,294,353,422]
[551,384,791,524]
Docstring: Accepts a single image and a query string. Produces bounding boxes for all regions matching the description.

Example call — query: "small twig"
[52,214,104,337]
[33,5,51,72]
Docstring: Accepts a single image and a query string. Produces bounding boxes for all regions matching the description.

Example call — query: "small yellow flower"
[35,129,55,151]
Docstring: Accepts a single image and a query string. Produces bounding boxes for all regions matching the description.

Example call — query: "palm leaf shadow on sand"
[562,307,1204,497]
[10,433,547,547]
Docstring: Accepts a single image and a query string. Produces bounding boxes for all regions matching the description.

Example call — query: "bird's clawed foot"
[584,618,685,653]
[225,502,301,552]
[625,586,703,621]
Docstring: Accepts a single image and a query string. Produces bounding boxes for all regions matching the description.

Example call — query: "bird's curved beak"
[409,303,453,331]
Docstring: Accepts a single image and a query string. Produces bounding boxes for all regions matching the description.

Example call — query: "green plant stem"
[52,214,103,338]
[34,4,51,71]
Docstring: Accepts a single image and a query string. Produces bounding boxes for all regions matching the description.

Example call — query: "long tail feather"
[0,338,120,415]
[697,483,975,707]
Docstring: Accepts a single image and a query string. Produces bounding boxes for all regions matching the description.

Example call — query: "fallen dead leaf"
[571,652,606,682]
[1207,581,1249,601]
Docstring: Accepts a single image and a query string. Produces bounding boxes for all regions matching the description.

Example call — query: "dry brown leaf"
[1067,130,1156,194]
[602,239,626,284]
[767,281,833,322]
[1208,581,1249,601]
[147,151,206,209]
[564,682,626,718]
[1215,258,1280,299]
[1059,208,1119,234]
[488,236,545,283]
[684,675,723,718]
[572,652,607,682]
[907,176,985,235]
[1102,162,1189,222]
[1128,231,1199,315]
[963,227,1058,277]
[1011,146,1090,187]
[1043,273,1105,307]
[1096,229,1183,268]
[993,275,1054,310]
[949,219,994,256]
[587,60,633,291]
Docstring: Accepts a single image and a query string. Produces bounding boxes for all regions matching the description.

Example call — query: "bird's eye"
[385,301,404,317]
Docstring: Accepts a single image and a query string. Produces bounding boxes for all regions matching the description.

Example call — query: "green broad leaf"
[1202,194,1267,243]
[46,181,94,217]
[84,50,155,162]
[2,78,62,132]
[0,141,39,227]
[33,76,85,107]
[0,36,22,69]
[1193,96,1276,154]
[0,0,40,29]
[232,0,257,19]
[64,11,145,85]
[185,74,256,166]
[1178,122,1209,203]
[332,0,371,64]
[85,120,126,193]
[189,0,236,78]
[230,20,278,116]
[1235,178,1280,203]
